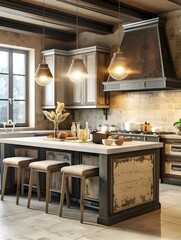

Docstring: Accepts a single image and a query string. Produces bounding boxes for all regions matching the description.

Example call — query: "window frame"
[0,47,29,127]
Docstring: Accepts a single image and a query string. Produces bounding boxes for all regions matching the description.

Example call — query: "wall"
[0,30,73,130]
[1,10,181,132]
[74,10,181,132]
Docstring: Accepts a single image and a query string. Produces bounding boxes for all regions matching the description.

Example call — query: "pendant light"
[35,0,53,86]
[108,0,129,81]
[68,0,88,83]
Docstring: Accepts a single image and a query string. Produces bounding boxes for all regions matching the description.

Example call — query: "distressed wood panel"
[113,154,154,213]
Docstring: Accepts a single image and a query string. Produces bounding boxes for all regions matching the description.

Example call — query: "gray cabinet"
[42,49,71,109]
[66,46,110,109]
[42,46,110,109]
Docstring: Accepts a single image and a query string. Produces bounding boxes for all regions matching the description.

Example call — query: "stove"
[111,131,176,142]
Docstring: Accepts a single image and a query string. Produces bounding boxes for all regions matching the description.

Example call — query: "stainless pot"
[124,122,138,131]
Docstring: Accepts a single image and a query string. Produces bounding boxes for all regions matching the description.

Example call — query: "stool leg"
[16,166,22,205]
[65,176,70,208]
[45,170,51,213]
[35,171,41,201]
[27,168,34,208]
[21,167,25,196]
[80,176,86,223]
[1,164,8,201]
[59,172,66,217]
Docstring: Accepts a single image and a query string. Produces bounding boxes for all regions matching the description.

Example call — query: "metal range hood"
[103,17,181,92]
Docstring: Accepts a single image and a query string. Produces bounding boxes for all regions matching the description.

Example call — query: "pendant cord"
[42,0,45,61]
[76,0,79,54]
[117,0,121,52]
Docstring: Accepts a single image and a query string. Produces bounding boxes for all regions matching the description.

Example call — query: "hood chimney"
[103,17,181,92]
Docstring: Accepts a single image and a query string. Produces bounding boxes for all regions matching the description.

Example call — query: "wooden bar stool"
[59,164,99,223]
[1,156,38,205]
[27,160,69,213]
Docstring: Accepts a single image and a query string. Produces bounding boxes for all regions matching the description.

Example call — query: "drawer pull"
[171,164,181,171]
[171,146,181,152]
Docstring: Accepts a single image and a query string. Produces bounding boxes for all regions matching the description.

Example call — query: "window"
[0,47,28,127]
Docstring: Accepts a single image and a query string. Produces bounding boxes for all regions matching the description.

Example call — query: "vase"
[54,123,59,138]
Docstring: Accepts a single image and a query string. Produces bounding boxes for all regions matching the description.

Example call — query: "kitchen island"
[0,136,163,225]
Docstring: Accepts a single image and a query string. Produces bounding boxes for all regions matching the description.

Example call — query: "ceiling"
[0,0,181,41]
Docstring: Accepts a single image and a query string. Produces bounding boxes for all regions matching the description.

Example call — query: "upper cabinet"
[42,46,110,109]
[42,49,70,109]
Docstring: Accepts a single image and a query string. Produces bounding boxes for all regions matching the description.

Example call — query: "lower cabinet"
[161,137,181,185]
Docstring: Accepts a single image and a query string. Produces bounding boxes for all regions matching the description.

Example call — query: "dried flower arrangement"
[43,102,70,137]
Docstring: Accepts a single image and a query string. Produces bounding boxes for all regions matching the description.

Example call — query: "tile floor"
[0,183,181,240]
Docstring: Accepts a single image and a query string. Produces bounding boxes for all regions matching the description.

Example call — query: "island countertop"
[0,136,163,154]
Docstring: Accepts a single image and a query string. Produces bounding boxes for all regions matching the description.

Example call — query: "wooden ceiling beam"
[0,17,75,41]
[59,0,157,20]
[0,0,113,35]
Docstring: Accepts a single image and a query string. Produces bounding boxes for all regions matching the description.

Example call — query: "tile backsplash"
[74,90,181,132]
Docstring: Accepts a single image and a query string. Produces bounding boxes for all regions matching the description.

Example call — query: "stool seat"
[27,160,69,213]
[1,156,37,205]
[29,160,67,171]
[61,164,99,176]
[3,157,35,166]
[59,164,99,223]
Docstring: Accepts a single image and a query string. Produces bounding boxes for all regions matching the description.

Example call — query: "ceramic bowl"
[115,138,124,145]
[102,138,113,146]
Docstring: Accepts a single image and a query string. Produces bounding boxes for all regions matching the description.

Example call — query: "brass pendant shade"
[68,57,88,83]
[67,0,88,83]
[108,50,129,80]
[35,0,53,86]
[108,0,129,81]
[35,61,53,86]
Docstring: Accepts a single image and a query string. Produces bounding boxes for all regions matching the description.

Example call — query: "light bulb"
[108,51,129,80]
[68,58,87,83]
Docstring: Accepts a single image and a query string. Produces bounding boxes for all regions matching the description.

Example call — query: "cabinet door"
[85,52,96,105]
[70,54,85,106]
[42,53,71,109]
[42,55,56,108]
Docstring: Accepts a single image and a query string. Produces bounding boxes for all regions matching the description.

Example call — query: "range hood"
[103,17,181,92]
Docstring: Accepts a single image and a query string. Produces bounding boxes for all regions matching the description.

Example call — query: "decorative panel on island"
[112,154,154,213]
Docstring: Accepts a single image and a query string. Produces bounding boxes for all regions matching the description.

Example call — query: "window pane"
[0,101,8,122]
[13,76,25,99]
[0,51,9,73]
[13,53,26,75]
[0,75,9,99]
[13,101,25,123]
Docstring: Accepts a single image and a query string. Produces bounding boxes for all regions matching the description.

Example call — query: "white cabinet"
[42,46,110,109]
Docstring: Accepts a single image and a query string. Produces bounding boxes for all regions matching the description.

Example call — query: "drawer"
[165,144,181,155]
[165,161,181,176]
